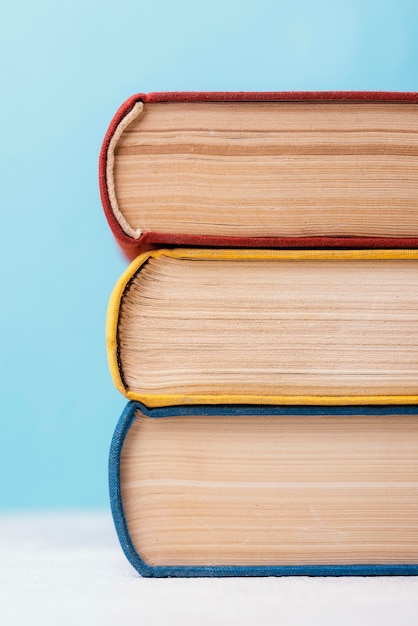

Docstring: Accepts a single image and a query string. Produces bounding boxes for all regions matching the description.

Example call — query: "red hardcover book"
[99,91,418,257]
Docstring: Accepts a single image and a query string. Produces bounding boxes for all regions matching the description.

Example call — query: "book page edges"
[108,248,418,405]
[106,251,155,395]
[100,92,418,249]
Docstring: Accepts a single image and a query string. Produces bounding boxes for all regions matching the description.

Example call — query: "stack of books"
[100,91,418,577]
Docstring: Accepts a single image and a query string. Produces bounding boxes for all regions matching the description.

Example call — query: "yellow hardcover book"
[107,248,418,407]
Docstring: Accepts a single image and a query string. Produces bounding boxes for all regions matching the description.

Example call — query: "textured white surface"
[1,511,418,626]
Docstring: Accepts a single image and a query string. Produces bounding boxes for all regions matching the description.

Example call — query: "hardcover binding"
[109,401,418,578]
[107,247,418,407]
[99,91,418,257]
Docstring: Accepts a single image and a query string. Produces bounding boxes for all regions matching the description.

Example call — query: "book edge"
[99,91,418,252]
[109,401,418,577]
[106,250,157,396]
[109,247,418,406]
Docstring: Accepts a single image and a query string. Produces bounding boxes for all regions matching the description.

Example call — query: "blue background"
[1,0,417,509]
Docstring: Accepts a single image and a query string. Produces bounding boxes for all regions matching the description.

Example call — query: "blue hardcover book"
[109,402,418,577]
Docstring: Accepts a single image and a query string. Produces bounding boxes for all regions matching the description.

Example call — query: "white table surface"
[1,510,417,626]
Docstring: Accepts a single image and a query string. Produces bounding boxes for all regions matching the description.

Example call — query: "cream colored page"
[118,256,418,398]
[121,411,418,566]
[113,102,418,236]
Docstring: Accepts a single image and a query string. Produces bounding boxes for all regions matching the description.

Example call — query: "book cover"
[99,91,418,257]
[110,401,418,577]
